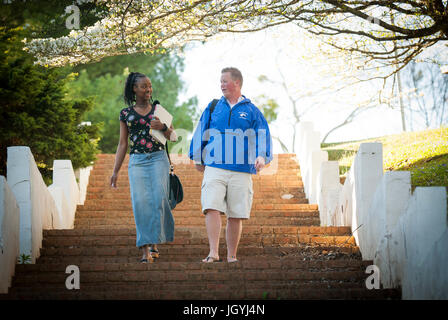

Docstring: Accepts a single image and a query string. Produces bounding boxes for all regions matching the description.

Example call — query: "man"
[189,67,273,263]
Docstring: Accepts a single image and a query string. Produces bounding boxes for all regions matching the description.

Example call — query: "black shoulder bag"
[165,142,183,210]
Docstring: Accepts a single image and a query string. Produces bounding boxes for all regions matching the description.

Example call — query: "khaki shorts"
[201,166,254,219]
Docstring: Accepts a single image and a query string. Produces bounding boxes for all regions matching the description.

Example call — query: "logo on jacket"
[239,112,248,119]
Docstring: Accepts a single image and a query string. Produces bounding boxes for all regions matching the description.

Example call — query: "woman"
[110,72,177,263]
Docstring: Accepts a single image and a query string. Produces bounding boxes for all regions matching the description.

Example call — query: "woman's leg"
[141,244,151,262]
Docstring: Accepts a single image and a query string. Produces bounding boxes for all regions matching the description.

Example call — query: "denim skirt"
[128,151,175,247]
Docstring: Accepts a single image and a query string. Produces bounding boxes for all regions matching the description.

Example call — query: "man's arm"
[253,108,273,170]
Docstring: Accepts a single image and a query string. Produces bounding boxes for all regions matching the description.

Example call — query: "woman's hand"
[110,173,118,188]
[150,116,166,130]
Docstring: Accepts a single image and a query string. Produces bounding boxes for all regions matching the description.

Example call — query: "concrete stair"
[0,154,401,300]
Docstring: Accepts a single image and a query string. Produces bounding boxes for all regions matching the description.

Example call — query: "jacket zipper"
[228,108,232,126]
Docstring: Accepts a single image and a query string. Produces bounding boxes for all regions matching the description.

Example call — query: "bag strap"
[208,99,219,125]
[165,142,175,174]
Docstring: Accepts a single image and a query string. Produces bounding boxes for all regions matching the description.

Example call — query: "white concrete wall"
[317,161,342,226]
[1,147,93,294]
[0,176,20,294]
[374,187,447,299]
[47,185,68,229]
[7,147,58,263]
[296,123,448,299]
[309,150,328,204]
[52,160,79,228]
[364,172,411,260]
[75,166,93,205]
[351,143,383,253]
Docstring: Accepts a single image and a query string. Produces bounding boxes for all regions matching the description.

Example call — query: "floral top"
[119,105,165,154]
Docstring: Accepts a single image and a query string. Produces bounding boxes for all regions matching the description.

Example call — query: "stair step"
[43,226,352,237]
[1,287,400,300]
[2,154,401,300]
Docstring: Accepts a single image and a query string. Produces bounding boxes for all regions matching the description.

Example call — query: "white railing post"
[309,150,328,204]
[7,146,50,263]
[0,176,20,294]
[52,160,80,229]
[351,143,383,257]
[317,161,341,226]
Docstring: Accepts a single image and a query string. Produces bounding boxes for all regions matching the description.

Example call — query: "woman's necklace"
[134,103,150,109]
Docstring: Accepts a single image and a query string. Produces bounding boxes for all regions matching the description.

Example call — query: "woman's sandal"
[140,256,154,264]
[150,249,159,259]
[202,256,222,263]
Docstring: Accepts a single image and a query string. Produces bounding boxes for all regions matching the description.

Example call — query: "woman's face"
[133,76,153,101]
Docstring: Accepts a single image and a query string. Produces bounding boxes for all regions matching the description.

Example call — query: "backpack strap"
[208,99,219,125]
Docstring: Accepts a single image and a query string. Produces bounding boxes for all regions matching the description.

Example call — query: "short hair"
[221,67,243,88]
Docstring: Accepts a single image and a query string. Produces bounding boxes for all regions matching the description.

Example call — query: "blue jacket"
[189,96,273,174]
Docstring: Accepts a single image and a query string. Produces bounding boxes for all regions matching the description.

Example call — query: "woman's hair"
[124,72,148,107]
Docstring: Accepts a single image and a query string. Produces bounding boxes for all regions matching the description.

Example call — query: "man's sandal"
[202,256,222,263]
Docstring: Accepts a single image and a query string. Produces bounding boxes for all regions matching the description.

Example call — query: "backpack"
[208,99,219,125]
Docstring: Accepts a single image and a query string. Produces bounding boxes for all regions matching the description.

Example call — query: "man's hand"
[195,164,205,172]
[255,156,265,172]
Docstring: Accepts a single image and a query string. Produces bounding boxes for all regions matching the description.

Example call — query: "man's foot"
[227,256,238,263]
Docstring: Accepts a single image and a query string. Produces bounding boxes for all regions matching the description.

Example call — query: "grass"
[321,127,448,190]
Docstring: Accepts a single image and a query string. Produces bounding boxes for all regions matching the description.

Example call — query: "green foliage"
[67,53,199,153]
[322,127,448,189]
[1,0,107,39]
[0,26,100,183]
[254,94,279,124]
[18,254,31,264]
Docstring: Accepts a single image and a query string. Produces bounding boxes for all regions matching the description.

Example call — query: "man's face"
[220,72,240,99]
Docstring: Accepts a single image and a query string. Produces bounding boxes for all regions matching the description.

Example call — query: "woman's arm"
[110,121,129,188]
[163,124,177,142]
[151,117,177,142]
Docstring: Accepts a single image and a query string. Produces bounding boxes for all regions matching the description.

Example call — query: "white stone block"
[0,176,20,294]
[296,121,313,165]
[309,150,328,204]
[402,187,447,299]
[303,130,321,199]
[365,171,411,260]
[317,161,341,226]
[408,229,448,299]
[76,166,93,205]
[53,160,79,226]
[47,185,68,229]
[7,147,34,260]
[352,143,383,258]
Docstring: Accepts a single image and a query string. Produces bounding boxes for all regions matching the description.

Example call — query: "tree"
[0,25,100,184]
[19,0,447,78]
[66,52,199,153]
[402,61,448,129]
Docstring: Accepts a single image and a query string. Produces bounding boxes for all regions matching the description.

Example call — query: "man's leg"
[204,209,222,261]
[226,217,242,262]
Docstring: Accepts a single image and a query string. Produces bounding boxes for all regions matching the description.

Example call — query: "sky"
[178,24,423,152]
